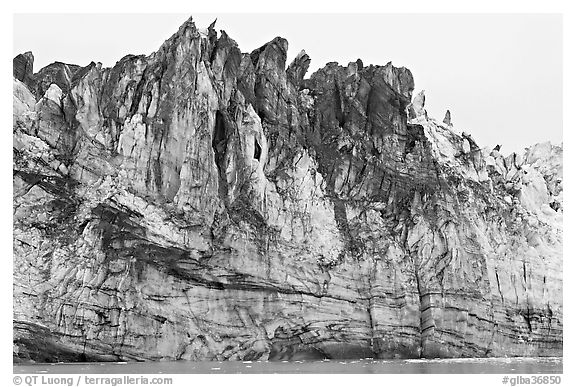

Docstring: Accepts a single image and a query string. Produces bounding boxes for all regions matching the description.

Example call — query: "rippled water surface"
[14,357,562,374]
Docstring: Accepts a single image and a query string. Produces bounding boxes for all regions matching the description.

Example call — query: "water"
[14,357,562,374]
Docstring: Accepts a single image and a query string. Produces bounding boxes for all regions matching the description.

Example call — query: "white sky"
[13,13,562,154]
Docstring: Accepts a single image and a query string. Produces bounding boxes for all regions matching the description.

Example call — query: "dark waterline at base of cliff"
[14,357,562,374]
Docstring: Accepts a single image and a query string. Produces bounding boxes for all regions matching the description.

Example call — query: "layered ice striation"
[13,17,562,362]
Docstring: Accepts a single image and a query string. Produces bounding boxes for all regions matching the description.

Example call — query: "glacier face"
[13,17,562,362]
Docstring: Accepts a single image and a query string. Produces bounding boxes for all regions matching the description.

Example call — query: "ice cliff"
[13,17,562,362]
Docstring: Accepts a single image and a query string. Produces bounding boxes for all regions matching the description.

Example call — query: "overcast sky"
[13,13,562,154]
